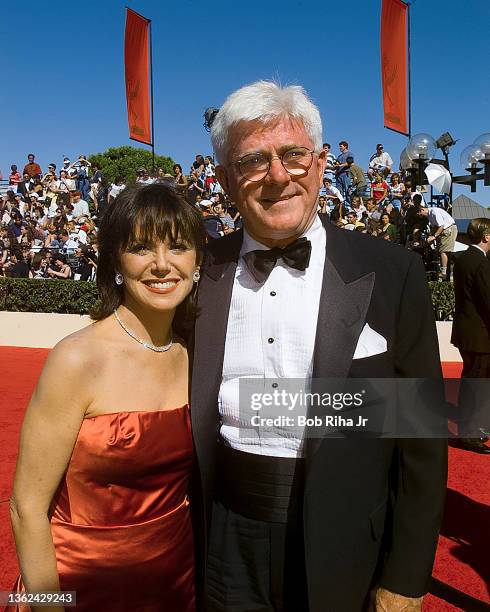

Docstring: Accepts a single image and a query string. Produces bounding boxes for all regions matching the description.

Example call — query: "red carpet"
[0,348,488,611]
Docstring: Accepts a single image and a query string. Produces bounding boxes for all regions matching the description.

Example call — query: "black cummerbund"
[215,443,305,524]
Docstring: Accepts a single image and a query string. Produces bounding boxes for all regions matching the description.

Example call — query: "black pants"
[205,501,309,612]
[458,350,490,437]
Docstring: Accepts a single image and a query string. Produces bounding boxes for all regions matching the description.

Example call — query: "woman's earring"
[193,269,200,283]
[115,272,124,285]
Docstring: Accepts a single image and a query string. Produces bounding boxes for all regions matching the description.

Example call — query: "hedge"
[0,278,99,314]
[0,277,455,321]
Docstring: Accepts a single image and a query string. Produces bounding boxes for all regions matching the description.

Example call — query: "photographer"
[5,248,30,278]
[73,245,97,281]
[47,253,72,279]
[31,251,50,279]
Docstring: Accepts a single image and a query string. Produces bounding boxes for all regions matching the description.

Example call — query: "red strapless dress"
[8,406,195,612]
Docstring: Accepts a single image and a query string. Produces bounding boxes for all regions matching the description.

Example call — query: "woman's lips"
[143,281,179,295]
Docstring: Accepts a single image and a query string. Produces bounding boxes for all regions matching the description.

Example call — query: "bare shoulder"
[47,320,104,373]
[34,319,111,408]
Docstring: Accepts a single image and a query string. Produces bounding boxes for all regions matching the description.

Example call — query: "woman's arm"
[10,338,92,611]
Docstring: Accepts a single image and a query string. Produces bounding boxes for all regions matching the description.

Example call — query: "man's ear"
[215,165,229,194]
[316,149,326,184]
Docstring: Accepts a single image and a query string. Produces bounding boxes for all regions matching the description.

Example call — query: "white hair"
[210,80,323,164]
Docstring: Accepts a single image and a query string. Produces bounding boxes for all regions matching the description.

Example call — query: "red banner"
[381,0,408,135]
[124,8,152,145]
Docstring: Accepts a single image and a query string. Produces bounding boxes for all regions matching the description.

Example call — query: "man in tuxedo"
[451,218,490,453]
[191,81,447,611]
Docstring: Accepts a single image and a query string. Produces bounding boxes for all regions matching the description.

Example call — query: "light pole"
[400,133,490,199]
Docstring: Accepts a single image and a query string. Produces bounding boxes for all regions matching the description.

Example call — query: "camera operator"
[73,245,97,281]
[47,253,72,280]
[5,247,30,278]
[31,251,50,279]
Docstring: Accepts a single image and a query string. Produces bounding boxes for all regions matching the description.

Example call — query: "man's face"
[377,146,383,155]
[347,213,357,224]
[23,173,30,181]
[216,116,325,246]
[28,155,34,163]
[339,143,347,152]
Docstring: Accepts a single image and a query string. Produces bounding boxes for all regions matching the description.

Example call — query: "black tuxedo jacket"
[451,245,490,353]
[191,216,447,611]
[15,181,29,199]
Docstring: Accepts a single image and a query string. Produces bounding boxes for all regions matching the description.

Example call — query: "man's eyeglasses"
[232,147,315,182]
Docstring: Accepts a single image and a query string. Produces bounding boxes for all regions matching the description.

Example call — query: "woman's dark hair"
[91,183,206,339]
[173,164,183,174]
[31,252,45,270]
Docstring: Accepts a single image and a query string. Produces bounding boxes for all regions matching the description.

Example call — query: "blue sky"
[1,0,489,205]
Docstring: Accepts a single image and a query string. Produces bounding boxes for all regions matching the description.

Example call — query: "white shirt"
[369,151,394,170]
[428,207,455,230]
[321,185,344,204]
[219,215,326,458]
[109,183,126,199]
[72,199,89,218]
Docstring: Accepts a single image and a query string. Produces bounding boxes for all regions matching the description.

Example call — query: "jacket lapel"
[191,231,243,477]
[306,219,375,458]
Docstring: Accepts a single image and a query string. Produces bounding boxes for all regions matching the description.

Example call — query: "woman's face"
[381,214,390,225]
[118,238,198,314]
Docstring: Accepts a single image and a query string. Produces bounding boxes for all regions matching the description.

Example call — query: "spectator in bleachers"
[108,177,126,203]
[346,156,368,199]
[203,156,216,190]
[334,140,353,202]
[192,154,205,179]
[92,176,109,218]
[16,173,33,199]
[371,172,389,206]
[58,169,75,193]
[343,211,365,231]
[320,177,344,212]
[350,195,367,221]
[322,143,337,181]
[375,211,398,242]
[136,167,153,185]
[172,164,188,188]
[9,165,22,185]
[212,198,235,233]
[71,191,90,219]
[389,172,405,209]
[23,154,42,179]
[71,156,91,201]
[368,143,393,179]
[187,171,205,206]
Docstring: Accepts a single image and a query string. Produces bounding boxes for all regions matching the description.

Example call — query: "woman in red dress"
[8,183,205,611]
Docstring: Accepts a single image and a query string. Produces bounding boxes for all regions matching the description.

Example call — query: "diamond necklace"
[113,309,173,352]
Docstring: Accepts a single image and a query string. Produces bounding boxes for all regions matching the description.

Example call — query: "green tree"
[88,146,175,184]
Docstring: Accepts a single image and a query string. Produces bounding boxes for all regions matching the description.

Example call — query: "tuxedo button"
[268,337,274,344]
[270,291,276,296]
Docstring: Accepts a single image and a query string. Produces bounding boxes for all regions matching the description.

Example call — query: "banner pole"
[149,19,155,172]
[407,1,412,139]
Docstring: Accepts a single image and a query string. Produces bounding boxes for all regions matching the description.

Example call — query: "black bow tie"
[243,237,312,284]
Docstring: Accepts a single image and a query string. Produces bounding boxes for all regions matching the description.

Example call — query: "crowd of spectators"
[1,143,456,282]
